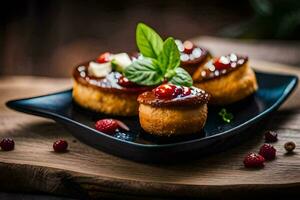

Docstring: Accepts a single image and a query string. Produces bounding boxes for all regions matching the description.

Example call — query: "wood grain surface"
[0,61,299,199]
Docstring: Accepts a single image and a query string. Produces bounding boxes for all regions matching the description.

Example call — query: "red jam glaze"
[154,84,191,100]
[197,53,248,81]
[138,84,210,107]
[73,63,151,94]
[175,39,210,68]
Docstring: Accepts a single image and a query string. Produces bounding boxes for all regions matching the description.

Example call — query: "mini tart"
[137,85,210,136]
[73,63,150,116]
[193,53,258,105]
[175,39,211,75]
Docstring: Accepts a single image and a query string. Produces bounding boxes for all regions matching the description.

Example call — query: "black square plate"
[6,71,298,162]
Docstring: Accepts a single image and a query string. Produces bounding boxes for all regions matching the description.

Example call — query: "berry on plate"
[95,119,129,134]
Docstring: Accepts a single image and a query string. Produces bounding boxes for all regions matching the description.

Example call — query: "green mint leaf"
[218,108,234,123]
[136,23,163,59]
[124,58,163,86]
[168,67,193,87]
[158,37,180,73]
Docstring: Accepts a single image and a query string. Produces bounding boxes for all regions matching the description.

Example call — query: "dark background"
[0,0,299,76]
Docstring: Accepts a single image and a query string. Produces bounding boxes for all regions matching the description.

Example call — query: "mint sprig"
[124,58,163,86]
[125,23,193,87]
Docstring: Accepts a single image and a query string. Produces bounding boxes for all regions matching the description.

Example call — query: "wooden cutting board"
[0,60,299,199]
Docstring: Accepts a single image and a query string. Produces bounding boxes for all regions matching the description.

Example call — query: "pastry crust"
[73,80,139,116]
[194,63,258,105]
[138,104,208,136]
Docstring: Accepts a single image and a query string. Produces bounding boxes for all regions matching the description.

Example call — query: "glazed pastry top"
[73,63,151,94]
[194,53,248,82]
[138,84,210,107]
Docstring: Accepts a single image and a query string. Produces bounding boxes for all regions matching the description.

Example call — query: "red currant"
[53,140,68,152]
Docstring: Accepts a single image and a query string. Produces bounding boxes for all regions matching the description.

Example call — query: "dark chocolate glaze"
[196,53,248,82]
[73,62,151,94]
[138,87,210,107]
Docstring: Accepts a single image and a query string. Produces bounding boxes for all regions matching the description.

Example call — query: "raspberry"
[243,153,265,168]
[95,119,119,134]
[53,140,68,152]
[0,138,15,151]
[264,131,278,142]
[259,143,276,160]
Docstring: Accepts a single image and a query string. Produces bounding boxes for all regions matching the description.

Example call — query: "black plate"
[6,71,298,162]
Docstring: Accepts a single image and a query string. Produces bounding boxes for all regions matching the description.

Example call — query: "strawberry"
[243,153,265,168]
[95,119,119,134]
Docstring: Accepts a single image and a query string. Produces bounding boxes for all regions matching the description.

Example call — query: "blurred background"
[1,0,300,77]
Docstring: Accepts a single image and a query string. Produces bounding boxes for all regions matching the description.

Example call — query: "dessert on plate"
[175,39,211,75]
[138,84,210,136]
[193,53,258,105]
[73,52,150,116]
[73,22,209,135]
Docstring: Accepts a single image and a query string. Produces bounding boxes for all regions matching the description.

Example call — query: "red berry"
[264,131,278,142]
[174,86,183,96]
[53,140,68,152]
[95,119,119,134]
[117,76,138,88]
[0,138,15,151]
[154,84,178,99]
[243,153,265,168]
[183,40,194,54]
[96,52,111,63]
[182,86,191,96]
[259,143,276,160]
[213,56,231,70]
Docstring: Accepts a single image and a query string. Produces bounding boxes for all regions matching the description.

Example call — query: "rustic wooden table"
[0,60,299,199]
